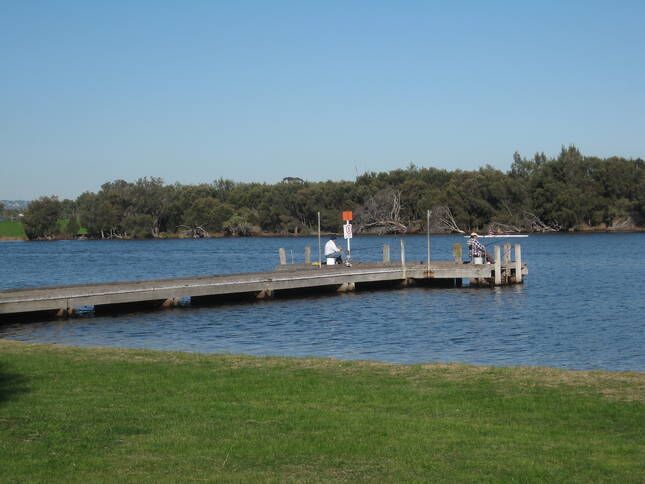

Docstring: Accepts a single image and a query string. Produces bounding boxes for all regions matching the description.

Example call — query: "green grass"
[0,219,26,239]
[0,341,643,482]
[56,218,87,235]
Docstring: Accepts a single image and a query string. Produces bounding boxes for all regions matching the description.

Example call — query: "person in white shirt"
[324,234,343,264]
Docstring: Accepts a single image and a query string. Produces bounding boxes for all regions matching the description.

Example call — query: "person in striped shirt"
[468,232,494,263]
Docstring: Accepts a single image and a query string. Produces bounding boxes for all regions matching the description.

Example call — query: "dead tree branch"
[177,224,210,238]
[356,189,408,234]
[428,206,465,233]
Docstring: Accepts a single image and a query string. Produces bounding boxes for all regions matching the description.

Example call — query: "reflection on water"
[1,234,644,371]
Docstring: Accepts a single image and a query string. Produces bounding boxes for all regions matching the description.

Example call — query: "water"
[1,234,644,371]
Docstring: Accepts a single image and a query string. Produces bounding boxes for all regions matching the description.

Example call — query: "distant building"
[281,177,305,184]
[1,200,30,211]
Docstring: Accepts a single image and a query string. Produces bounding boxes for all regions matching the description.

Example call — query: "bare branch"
[356,189,407,234]
[428,206,465,233]
[177,224,210,238]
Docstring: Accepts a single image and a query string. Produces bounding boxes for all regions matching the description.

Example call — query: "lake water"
[1,234,644,371]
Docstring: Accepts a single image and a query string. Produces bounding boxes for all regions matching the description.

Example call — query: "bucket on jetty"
[473,256,484,265]
[326,257,336,265]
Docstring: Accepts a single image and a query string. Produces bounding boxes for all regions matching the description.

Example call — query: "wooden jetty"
[0,243,527,321]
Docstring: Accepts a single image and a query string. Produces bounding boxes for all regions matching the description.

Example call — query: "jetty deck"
[0,256,527,320]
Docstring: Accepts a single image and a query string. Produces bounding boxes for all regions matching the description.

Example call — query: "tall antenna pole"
[317,211,321,269]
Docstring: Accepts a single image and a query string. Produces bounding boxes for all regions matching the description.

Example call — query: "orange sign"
[342,211,353,221]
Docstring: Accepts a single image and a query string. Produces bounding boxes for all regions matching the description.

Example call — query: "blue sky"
[1,0,643,199]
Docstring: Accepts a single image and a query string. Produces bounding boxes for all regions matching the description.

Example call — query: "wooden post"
[453,243,462,263]
[502,243,511,283]
[162,297,180,308]
[256,288,273,299]
[337,282,355,293]
[514,244,522,283]
[317,211,321,268]
[278,248,287,265]
[56,299,74,317]
[494,245,502,286]
[503,243,511,266]
[383,244,390,264]
[304,246,311,265]
[400,239,406,279]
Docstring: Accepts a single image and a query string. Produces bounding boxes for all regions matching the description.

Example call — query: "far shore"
[0,236,27,241]
[5,226,645,242]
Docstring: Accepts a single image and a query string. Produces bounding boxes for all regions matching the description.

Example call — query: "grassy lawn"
[0,219,26,239]
[0,219,88,239]
[57,219,88,236]
[0,340,643,482]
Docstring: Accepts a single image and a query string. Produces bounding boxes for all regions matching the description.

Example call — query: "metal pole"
[426,209,431,272]
[345,221,351,263]
[317,211,321,269]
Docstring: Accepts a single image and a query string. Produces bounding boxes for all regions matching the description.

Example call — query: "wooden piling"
[400,239,406,279]
[503,243,511,266]
[383,244,390,264]
[337,282,356,293]
[399,277,416,288]
[515,244,522,283]
[256,288,273,299]
[494,246,502,286]
[278,248,287,265]
[453,244,462,263]
[55,299,75,317]
[304,246,311,265]
[162,297,181,308]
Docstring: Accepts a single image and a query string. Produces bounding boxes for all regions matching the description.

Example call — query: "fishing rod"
[482,236,528,249]
[343,245,383,252]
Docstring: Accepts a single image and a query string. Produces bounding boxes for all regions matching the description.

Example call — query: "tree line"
[21,146,645,239]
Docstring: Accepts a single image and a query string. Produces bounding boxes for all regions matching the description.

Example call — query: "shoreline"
[11,227,645,242]
[0,236,27,241]
[2,339,643,375]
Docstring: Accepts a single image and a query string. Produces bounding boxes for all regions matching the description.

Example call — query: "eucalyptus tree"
[23,196,62,239]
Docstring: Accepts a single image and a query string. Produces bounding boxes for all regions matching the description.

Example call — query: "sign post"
[317,211,321,268]
[342,211,353,265]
